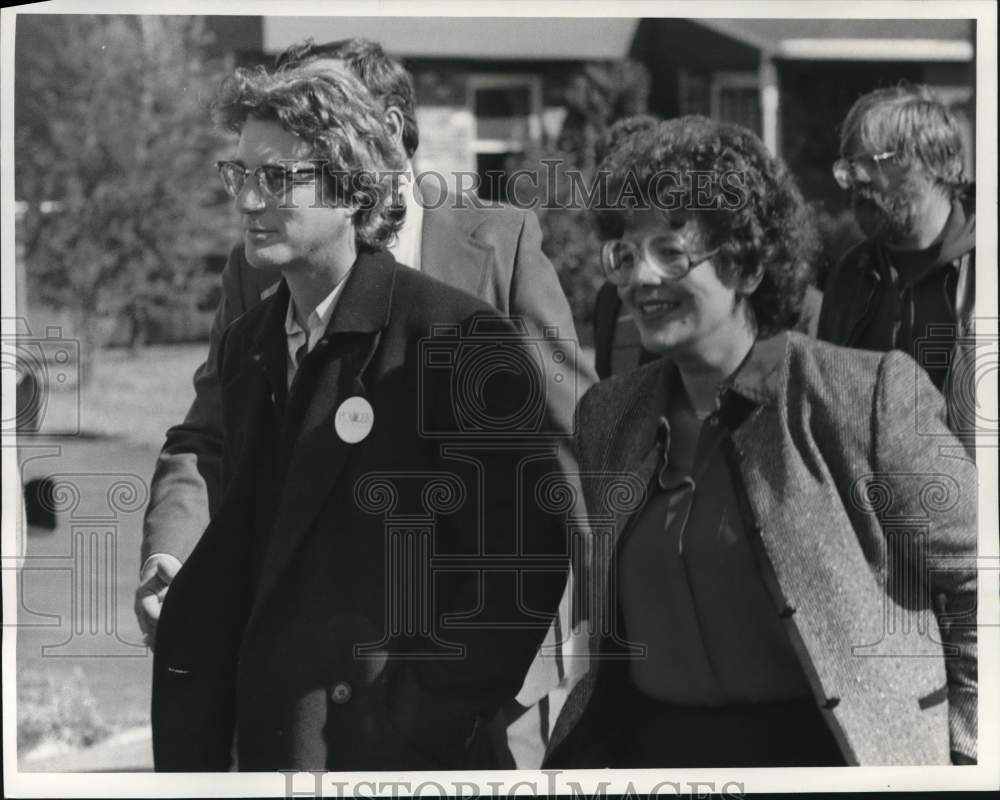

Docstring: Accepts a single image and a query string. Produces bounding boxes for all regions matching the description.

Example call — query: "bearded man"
[818,85,975,438]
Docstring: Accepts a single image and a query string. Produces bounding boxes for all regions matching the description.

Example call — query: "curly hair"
[593,113,661,166]
[840,83,968,199]
[595,115,819,335]
[274,38,419,159]
[211,65,406,250]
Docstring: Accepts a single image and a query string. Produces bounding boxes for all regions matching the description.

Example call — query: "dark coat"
[547,332,977,766]
[152,251,570,771]
[817,191,976,389]
[144,198,592,564]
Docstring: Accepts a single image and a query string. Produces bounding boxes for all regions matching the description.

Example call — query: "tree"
[515,60,650,329]
[557,60,650,175]
[15,15,230,377]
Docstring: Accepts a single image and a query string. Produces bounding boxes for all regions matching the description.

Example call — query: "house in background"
[9,14,980,355]
[631,18,975,208]
[207,16,639,196]
[206,15,976,212]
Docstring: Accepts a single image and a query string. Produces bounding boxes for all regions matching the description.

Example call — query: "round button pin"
[329,681,352,704]
[334,396,374,444]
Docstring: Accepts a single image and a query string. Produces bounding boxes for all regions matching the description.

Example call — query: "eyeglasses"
[216,160,325,200]
[832,150,897,189]
[601,235,720,284]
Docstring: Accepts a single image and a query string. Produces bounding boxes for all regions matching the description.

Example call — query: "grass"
[17,343,208,764]
[18,667,113,752]
[38,344,206,447]
[16,340,597,766]
[16,431,161,760]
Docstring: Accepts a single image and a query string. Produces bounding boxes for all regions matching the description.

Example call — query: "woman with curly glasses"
[544,116,977,768]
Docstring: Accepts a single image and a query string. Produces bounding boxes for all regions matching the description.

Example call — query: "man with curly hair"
[819,85,975,442]
[138,37,590,768]
[149,65,569,771]
[544,116,976,768]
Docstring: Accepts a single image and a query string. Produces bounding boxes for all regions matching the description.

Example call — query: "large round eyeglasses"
[601,235,720,284]
[216,160,325,200]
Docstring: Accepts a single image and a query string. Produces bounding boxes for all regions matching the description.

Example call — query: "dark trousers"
[552,676,845,768]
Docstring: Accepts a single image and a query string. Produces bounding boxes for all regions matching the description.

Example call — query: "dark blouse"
[617,369,810,705]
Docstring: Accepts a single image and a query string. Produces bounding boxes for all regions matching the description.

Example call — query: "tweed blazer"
[546,332,977,766]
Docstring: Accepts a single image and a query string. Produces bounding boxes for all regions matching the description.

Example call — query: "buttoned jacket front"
[547,332,977,766]
[151,251,570,771]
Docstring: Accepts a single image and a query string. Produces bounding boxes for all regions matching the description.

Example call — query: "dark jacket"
[547,332,977,766]
[152,251,570,771]
[144,199,592,566]
[818,190,975,398]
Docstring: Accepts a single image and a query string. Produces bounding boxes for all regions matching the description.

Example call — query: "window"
[678,69,711,117]
[467,75,542,202]
[710,71,762,136]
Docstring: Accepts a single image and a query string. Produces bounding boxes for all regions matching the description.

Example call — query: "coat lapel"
[245,251,396,634]
[844,247,885,347]
[419,186,495,302]
[243,281,292,409]
[604,361,670,544]
[554,360,667,754]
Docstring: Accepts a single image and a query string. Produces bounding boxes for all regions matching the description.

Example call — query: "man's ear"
[384,106,406,153]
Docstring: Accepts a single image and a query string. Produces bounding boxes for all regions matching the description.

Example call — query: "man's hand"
[134,553,183,649]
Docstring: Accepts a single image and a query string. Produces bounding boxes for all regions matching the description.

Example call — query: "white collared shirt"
[285,279,349,389]
[386,169,423,271]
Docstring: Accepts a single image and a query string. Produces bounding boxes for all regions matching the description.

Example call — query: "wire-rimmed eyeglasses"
[831,150,897,190]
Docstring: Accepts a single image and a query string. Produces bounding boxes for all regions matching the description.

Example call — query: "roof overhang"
[262,16,639,60]
[776,37,973,61]
[695,18,974,62]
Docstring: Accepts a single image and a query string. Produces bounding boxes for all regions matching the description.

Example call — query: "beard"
[850,175,925,244]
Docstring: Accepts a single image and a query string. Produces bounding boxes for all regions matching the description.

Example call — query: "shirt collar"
[723,331,788,407]
[659,331,788,416]
[284,278,347,342]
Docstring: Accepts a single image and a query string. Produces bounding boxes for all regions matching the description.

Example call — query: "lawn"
[13,340,598,769]
[38,343,207,447]
[15,344,206,766]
